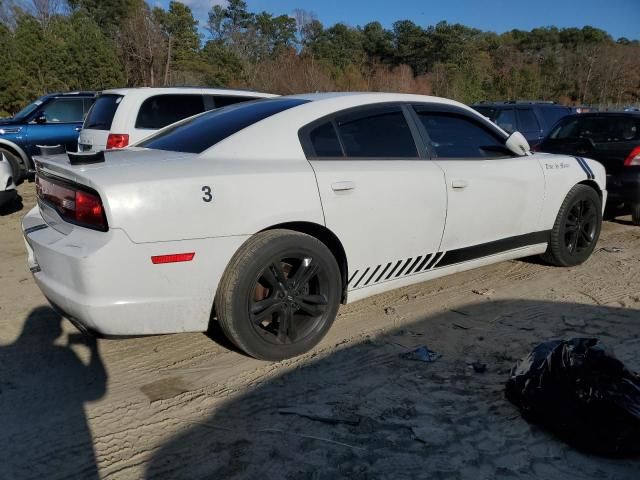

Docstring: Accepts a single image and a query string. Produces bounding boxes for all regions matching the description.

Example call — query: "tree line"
[1,0,638,116]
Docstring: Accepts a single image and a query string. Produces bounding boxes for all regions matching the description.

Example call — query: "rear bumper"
[607,169,640,205]
[22,206,247,335]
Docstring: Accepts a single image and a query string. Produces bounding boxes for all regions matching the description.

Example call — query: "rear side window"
[309,122,342,157]
[135,94,205,130]
[84,94,122,130]
[495,109,516,132]
[539,107,571,129]
[138,98,309,153]
[516,109,540,132]
[336,107,418,158]
[210,95,258,108]
[550,116,639,142]
[416,111,507,158]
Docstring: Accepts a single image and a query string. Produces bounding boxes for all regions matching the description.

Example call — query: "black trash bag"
[505,338,640,457]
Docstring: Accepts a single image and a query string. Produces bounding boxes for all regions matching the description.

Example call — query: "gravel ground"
[1,183,639,479]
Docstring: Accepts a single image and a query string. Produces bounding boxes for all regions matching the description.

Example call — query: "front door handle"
[451,179,468,189]
[331,181,356,192]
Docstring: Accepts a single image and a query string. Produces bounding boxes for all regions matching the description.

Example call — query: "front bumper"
[607,169,640,205]
[22,206,247,335]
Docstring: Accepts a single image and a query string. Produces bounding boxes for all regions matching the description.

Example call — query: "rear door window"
[550,116,639,142]
[84,94,123,130]
[135,94,205,130]
[41,98,85,123]
[138,98,308,153]
[415,111,507,158]
[495,109,516,132]
[335,106,418,158]
[516,109,541,132]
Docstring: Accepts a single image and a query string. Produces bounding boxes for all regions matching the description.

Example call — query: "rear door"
[79,94,123,151]
[304,104,448,293]
[25,97,86,155]
[413,105,546,260]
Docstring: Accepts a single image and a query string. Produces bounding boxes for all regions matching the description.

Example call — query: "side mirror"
[34,112,47,124]
[505,131,531,156]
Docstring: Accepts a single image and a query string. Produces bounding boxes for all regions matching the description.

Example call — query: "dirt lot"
[1,183,639,480]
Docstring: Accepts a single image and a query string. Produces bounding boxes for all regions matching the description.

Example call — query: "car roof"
[471,101,565,108]
[560,112,640,120]
[99,87,277,99]
[45,91,96,98]
[289,91,469,107]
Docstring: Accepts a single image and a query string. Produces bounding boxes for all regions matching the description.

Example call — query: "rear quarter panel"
[91,154,324,243]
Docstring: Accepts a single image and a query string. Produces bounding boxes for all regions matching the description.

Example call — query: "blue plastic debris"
[401,345,440,363]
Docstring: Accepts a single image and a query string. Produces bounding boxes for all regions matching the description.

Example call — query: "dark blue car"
[471,101,572,147]
[0,91,96,184]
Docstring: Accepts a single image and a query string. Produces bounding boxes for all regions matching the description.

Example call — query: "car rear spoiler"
[37,145,105,165]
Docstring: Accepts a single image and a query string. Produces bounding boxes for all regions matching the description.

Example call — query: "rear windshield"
[138,98,308,153]
[83,94,123,130]
[549,116,639,143]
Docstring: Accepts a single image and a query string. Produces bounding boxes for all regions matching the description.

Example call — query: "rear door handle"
[331,181,356,192]
[75,127,82,132]
[451,179,468,189]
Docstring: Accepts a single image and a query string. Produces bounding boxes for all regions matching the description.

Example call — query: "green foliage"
[0,1,637,113]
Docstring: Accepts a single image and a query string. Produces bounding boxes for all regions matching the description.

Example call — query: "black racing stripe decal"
[437,231,551,269]
[575,156,593,179]
[579,157,595,179]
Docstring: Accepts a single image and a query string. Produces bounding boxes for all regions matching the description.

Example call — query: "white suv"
[78,87,276,151]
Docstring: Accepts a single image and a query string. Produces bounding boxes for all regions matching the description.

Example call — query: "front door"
[304,104,448,292]
[412,106,546,260]
[26,97,87,155]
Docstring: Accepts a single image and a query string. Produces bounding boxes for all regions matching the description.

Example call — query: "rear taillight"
[106,133,129,150]
[36,175,108,231]
[624,146,640,166]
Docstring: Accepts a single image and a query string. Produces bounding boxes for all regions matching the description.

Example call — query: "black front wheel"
[542,185,602,267]
[215,229,341,360]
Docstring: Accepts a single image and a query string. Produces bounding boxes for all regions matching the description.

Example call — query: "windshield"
[138,98,309,154]
[13,98,44,120]
[84,94,123,130]
[549,116,639,143]
[473,106,498,121]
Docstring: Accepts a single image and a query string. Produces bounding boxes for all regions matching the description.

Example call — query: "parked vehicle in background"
[78,87,277,152]
[538,112,640,225]
[24,93,606,361]
[0,153,17,208]
[0,92,96,184]
[471,101,572,147]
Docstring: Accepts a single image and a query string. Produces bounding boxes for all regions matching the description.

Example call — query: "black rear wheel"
[215,229,341,360]
[542,185,602,267]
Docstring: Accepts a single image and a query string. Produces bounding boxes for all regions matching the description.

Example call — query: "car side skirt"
[346,232,550,303]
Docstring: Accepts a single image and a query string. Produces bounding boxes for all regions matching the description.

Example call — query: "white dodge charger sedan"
[23,93,606,360]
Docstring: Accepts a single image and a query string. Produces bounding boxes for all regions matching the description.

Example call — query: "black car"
[471,101,572,147]
[538,112,640,225]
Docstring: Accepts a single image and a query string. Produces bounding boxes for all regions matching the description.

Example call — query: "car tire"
[215,229,342,361]
[0,148,23,185]
[542,185,602,267]
[631,204,640,226]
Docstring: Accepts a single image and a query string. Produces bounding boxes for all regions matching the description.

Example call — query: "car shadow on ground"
[0,193,23,216]
[0,306,107,479]
[145,299,640,480]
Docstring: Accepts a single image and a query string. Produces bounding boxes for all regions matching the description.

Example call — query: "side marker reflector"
[151,252,195,264]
